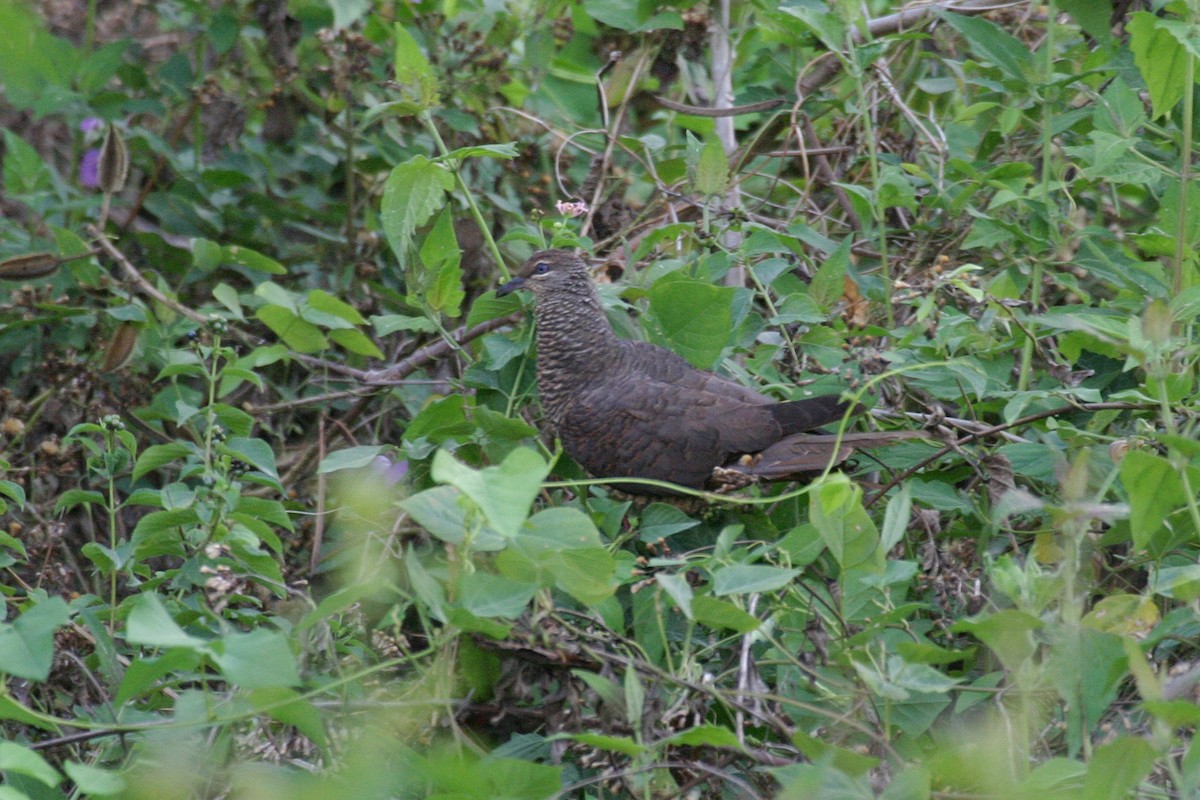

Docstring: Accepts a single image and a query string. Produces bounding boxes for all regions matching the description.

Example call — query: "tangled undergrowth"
[2,0,1200,798]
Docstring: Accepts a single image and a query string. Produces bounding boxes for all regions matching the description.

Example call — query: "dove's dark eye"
[533,262,550,275]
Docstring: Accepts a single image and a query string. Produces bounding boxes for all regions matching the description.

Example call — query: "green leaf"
[1080,737,1157,800]
[711,564,800,596]
[125,594,208,649]
[952,610,1042,672]
[1127,12,1191,119]
[501,508,615,605]
[0,742,61,787]
[393,24,438,111]
[256,305,329,352]
[646,274,734,369]
[637,503,701,542]
[372,314,438,335]
[655,573,693,617]
[328,328,386,358]
[691,135,729,197]
[63,761,125,796]
[401,485,505,551]
[53,488,105,513]
[0,597,69,681]
[132,442,194,481]
[211,629,300,688]
[248,688,327,749]
[808,238,850,311]
[777,5,846,50]
[329,0,370,29]
[1121,449,1187,551]
[306,289,367,325]
[224,437,280,480]
[318,445,387,473]
[381,155,454,269]
[809,474,884,573]
[940,11,1032,80]
[792,730,878,776]
[417,206,465,317]
[222,244,287,275]
[582,0,681,32]
[431,447,550,538]
[568,733,646,756]
[691,595,760,633]
[442,143,520,160]
[457,572,537,618]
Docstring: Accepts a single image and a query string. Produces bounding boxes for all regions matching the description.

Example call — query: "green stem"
[1174,47,1195,297]
[420,111,510,280]
[107,462,118,630]
[1020,1,1058,392]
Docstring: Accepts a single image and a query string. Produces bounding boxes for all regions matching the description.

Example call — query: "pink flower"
[555,200,589,218]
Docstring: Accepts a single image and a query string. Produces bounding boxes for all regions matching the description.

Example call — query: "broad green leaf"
[952,610,1042,672]
[329,0,370,29]
[224,437,279,480]
[0,597,69,681]
[372,314,438,335]
[1082,593,1159,637]
[113,649,200,707]
[809,475,884,573]
[417,207,465,318]
[940,11,1031,80]
[792,731,878,776]
[393,24,438,111]
[248,688,327,748]
[442,143,520,160]
[381,156,454,269]
[501,508,615,605]
[53,488,105,513]
[691,135,728,197]
[402,485,503,549]
[646,274,734,369]
[126,593,207,649]
[582,0,681,32]
[329,328,385,358]
[637,503,700,542]
[1121,450,1187,550]
[318,445,387,473]
[568,733,646,756]
[256,305,328,352]
[458,572,537,618]
[306,289,367,325]
[691,595,760,633]
[0,742,61,787]
[1127,12,1190,119]
[655,573,693,617]
[711,564,800,596]
[880,483,912,553]
[223,244,286,275]
[211,629,300,688]
[1080,737,1157,800]
[63,761,125,796]
[808,238,850,312]
[132,442,194,481]
[431,447,549,538]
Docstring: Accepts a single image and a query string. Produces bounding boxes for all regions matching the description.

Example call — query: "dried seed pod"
[98,123,129,194]
[101,322,140,371]
[0,252,60,279]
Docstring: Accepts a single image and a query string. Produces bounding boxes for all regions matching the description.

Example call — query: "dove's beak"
[496,276,526,297]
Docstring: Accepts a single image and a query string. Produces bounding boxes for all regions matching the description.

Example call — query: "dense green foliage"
[2,0,1200,797]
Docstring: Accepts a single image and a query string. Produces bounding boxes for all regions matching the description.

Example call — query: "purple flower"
[80,116,103,135]
[370,455,409,486]
[79,148,100,188]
